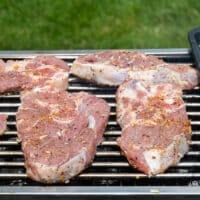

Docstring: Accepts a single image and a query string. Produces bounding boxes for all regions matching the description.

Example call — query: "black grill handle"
[188,27,200,69]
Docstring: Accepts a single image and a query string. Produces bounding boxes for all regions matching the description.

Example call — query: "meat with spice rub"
[16,90,110,183]
[0,56,69,93]
[71,50,198,89]
[116,80,191,175]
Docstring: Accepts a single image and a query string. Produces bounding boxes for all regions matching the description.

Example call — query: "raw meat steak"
[0,56,69,93]
[16,90,110,183]
[71,50,198,89]
[116,80,191,175]
[71,50,163,86]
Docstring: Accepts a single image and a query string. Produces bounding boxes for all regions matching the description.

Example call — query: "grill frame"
[0,49,200,199]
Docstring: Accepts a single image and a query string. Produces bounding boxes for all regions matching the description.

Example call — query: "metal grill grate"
[0,49,200,197]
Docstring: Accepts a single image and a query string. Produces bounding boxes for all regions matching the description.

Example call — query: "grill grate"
[0,49,200,190]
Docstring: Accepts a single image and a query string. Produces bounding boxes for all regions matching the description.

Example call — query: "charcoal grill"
[0,49,200,200]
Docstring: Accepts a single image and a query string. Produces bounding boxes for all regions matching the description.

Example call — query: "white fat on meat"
[53,118,73,125]
[71,62,129,86]
[88,115,96,129]
[45,71,69,91]
[144,134,188,175]
[27,149,87,183]
[119,81,148,100]
[5,60,28,72]
[35,99,48,107]
[119,86,137,100]
[164,98,176,105]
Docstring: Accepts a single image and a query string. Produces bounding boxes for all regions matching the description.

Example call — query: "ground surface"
[0,0,199,50]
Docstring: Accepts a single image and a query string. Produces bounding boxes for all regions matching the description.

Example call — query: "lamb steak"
[0,56,69,93]
[71,50,198,89]
[116,80,191,175]
[16,90,110,183]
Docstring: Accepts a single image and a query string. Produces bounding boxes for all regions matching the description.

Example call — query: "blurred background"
[0,0,199,50]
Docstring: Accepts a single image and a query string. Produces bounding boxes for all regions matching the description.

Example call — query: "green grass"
[0,0,200,50]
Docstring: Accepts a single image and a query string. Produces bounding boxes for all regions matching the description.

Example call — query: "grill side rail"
[0,186,200,199]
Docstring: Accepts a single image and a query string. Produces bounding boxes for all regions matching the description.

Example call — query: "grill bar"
[0,173,200,179]
[0,49,200,198]
[0,150,199,156]
[1,161,200,167]
[0,48,192,58]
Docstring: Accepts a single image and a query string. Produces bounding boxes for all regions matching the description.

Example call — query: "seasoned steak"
[71,50,198,89]
[116,80,191,175]
[71,50,163,86]
[16,90,110,183]
[0,56,69,93]
[0,114,7,135]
